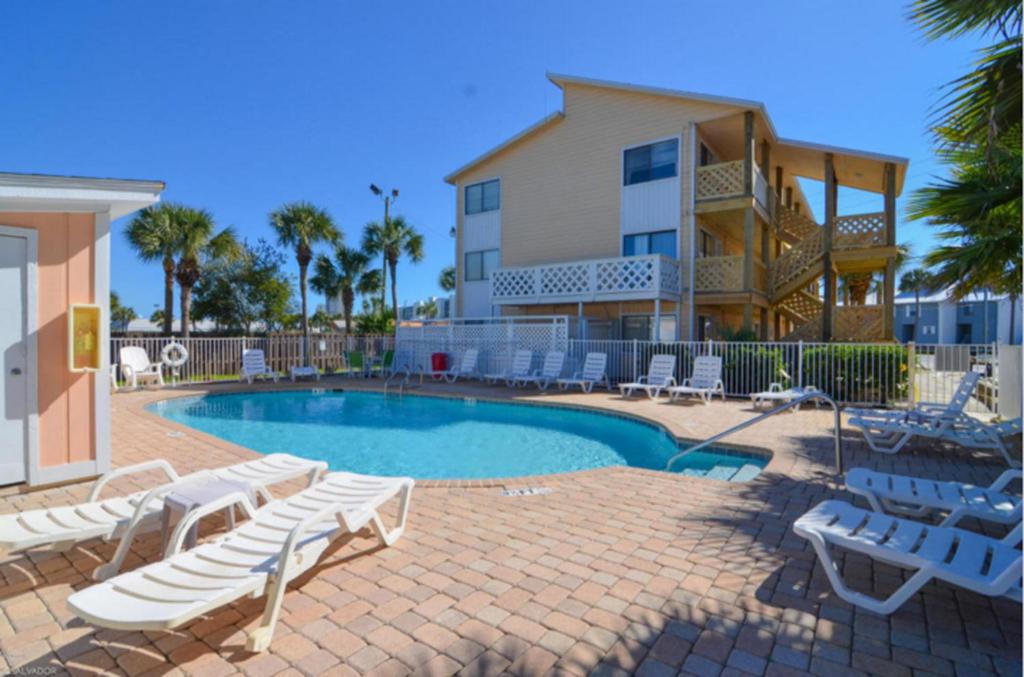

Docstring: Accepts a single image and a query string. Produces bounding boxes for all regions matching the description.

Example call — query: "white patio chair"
[119,346,164,388]
[483,349,533,386]
[68,471,414,652]
[667,356,725,405]
[512,351,565,390]
[794,499,1022,615]
[443,349,479,383]
[750,384,819,411]
[849,413,1021,466]
[847,371,981,423]
[240,349,278,384]
[845,467,1022,527]
[618,354,677,399]
[557,352,610,393]
[0,454,326,559]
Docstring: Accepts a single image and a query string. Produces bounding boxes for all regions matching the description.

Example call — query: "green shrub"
[721,346,788,394]
[801,344,909,404]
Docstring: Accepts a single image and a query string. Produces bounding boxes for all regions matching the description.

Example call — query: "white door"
[0,233,29,485]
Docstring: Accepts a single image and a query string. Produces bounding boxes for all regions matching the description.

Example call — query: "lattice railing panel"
[834,305,886,341]
[596,258,655,292]
[696,160,745,200]
[776,290,823,322]
[491,255,678,302]
[835,212,886,250]
[694,256,744,292]
[775,204,819,242]
[491,268,537,299]
[540,262,589,296]
[659,259,682,295]
[770,229,824,297]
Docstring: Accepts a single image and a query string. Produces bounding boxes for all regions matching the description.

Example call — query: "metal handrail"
[664,391,844,474]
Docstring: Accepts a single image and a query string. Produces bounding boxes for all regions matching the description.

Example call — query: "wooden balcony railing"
[694,256,767,293]
[490,254,681,304]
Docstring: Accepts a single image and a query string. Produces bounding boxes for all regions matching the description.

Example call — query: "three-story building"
[446,74,908,341]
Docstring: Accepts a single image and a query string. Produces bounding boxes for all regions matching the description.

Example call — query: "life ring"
[161,342,189,368]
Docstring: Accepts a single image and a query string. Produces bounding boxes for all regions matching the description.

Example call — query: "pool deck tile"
[0,376,1020,676]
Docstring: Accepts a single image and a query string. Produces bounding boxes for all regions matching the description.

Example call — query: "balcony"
[694,255,767,294]
[490,254,681,305]
[695,160,770,211]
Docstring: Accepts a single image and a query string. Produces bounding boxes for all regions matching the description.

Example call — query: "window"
[624,139,678,185]
[622,315,678,341]
[698,229,719,258]
[464,249,499,282]
[624,230,676,259]
[465,179,500,215]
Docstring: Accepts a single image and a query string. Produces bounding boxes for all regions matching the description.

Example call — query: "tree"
[310,246,378,335]
[149,309,165,326]
[309,309,339,333]
[110,292,136,333]
[172,207,240,338]
[419,299,439,319]
[362,215,424,320]
[899,269,934,342]
[439,265,456,293]
[193,239,294,333]
[125,203,180,336]
[269,202,340,361]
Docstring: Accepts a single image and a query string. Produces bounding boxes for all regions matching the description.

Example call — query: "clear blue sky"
[1,1,983,317]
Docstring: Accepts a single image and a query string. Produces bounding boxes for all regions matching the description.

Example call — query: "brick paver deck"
[1,379,1020,676]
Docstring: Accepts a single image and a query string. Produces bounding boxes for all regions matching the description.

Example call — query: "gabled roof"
[443,112,565,184]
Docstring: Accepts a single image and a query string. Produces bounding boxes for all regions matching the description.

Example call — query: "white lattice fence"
[695,160,745,199]
[540,262,590,296]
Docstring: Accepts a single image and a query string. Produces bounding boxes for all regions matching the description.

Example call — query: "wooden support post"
[785,186,793,208]
[743,111,755,195]
[883,162,897,340]
[760,140,771,184]
[822,153,836,342]
[775,166,783,199]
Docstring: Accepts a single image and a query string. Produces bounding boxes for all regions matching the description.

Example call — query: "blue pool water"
[148,391,768,481]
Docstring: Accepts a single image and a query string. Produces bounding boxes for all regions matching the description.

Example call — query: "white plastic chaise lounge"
[619,354,677,399]
[512,351,565,390]
[68,471,414,652]
[845,467,1022,527]
[0,454,326,561]
[557,352,610,393]
[850,412,1022,466]
[847,371,981,423]
[666,356,725,405]
[483,349,533,386]
[442,349,479,383]
[793,499,1022,615]
[119,346,165,389]
[241,349,279,384]
[750,384,819,411]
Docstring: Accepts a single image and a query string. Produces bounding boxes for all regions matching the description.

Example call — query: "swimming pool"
[148,391,768,481]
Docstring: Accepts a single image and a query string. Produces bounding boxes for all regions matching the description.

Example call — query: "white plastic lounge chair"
[68,471,414,652]
[443,349,479,383]
[0,454,326,559]
[667,356,725,405]
[241,349,278,384]
[619,354,677,398]
[750,384,819,411]
[290,365,319,382]
[847,371,981,423]
[845,467,1022,527]
[513,351,565,390]
[793,499,1022,615]
[557,352,610,393]
[119,347,164,388]
[484,349,533,385]
[850,413,1021,466]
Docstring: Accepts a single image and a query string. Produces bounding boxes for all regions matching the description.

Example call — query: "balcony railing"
[694,255,767,294]
[490,254,681,305]
[695,160,770,209]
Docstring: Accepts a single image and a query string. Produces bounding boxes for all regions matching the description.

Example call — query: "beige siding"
[455,83,740,316]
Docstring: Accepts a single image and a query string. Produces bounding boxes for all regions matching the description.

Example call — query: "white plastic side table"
[161,478,256,551]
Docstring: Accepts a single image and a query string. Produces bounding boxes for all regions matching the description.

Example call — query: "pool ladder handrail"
[664,391,844,474]
[384,364,422,396]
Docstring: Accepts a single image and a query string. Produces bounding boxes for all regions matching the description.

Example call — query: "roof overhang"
[0,172,165,219]
[444,112,565,184]
[775,139,909,195]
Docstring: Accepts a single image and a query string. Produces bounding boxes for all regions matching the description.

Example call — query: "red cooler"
[430,352,448,376]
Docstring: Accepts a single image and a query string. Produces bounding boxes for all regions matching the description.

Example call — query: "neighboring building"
[399,296,452,321]
[445,74,908,341]
[894,288,1022,345]
[0,171,164,486]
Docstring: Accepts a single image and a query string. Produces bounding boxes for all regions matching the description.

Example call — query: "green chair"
[380,350,395,377]
[345,351,366,378]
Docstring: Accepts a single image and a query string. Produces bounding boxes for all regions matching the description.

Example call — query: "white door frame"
[0,225,38,486]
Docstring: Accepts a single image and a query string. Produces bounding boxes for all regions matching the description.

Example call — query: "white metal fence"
[110,335,394,384]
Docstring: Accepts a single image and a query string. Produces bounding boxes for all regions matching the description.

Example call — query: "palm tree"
[125,203,180,336]
[361,215,424,320]
[899,268,934,342]
[269,202,339,362]
[439,265,456,293]
[173,207,240,338]
[419,299,439,319]
[311,246,378,335]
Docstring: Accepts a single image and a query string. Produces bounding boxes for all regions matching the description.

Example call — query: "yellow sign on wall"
[70,304,102,372]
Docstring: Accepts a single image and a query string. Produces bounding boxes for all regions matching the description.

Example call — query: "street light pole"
[370,184,398,314]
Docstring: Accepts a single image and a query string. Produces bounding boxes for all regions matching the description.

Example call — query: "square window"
[465,179,499,215]
[624,139,678,186]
